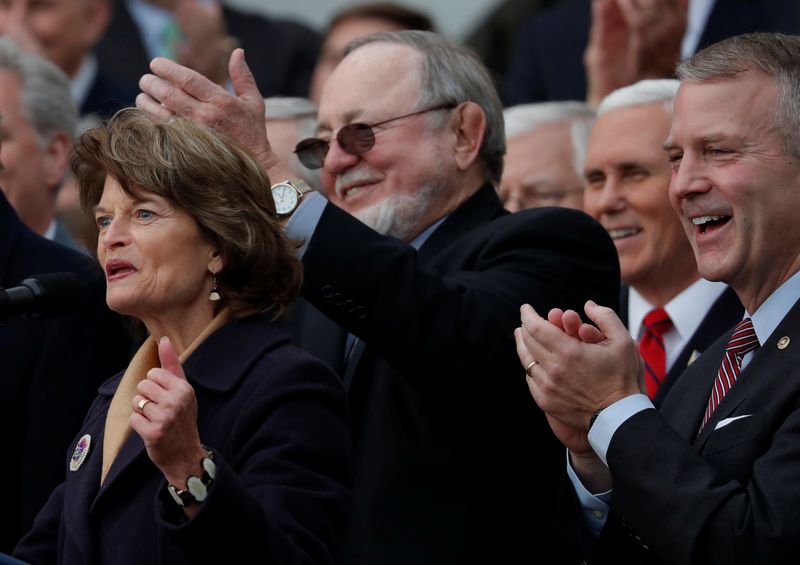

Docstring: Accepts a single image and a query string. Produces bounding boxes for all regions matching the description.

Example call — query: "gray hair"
[0,37,78,146]
[503,101,595,178]
[346,30,505,185]
[676,32,800,156]
[597,79,680,117]
[263,96,322,188]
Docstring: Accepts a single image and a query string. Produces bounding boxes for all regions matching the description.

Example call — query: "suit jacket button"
[321,285,334,298]
[333,293,344,306]
[356,306,367,319]
[344,300,356,312]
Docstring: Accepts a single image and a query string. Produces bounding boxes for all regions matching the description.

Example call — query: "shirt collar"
[409,216,447,250]
[126,0,176,60]
[71,54,97,108]
[749,269,800,346]
[628,278,728,340]
[43,219,57,241]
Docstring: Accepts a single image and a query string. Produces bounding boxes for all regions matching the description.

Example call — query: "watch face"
[272,183,299,215]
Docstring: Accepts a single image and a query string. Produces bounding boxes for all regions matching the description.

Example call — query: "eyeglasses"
[294,104,456,169]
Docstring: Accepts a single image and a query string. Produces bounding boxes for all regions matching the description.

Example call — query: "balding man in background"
[500,101,593,211]
[263,96,322,190]
[308,2,434,103]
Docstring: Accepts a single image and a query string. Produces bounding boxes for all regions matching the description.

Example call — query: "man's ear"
[43,131,71,194]
[451,101,486,172]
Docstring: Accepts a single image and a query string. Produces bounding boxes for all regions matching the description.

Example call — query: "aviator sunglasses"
[294,103,457,169]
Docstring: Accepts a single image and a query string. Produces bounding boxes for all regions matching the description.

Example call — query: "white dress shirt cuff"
[566,450,612,541]
[588,394,653,465]
[285,192,327,258]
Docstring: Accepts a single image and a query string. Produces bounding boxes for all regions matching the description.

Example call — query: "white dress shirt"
[628,278,728,372]
[681,0,717,59]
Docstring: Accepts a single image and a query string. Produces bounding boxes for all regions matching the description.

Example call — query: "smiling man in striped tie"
[582,78,743,407]
[516,32,800,565]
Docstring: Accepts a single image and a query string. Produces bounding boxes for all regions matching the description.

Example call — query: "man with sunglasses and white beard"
[136,30,620,565]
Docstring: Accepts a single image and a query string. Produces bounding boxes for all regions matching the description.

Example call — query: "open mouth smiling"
[692,215,731,234]
[607,227,642,240]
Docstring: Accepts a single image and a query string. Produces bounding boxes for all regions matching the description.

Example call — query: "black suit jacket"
[15,315,351,565]
[619,284,743,406]
[557,297,800,565]
[80,67,138,121]
[504,0,800,104]
[292,185,621,564]
[0,192,131,552]
[95,0,321,99]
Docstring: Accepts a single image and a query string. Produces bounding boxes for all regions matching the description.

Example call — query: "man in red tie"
[582,79,742,404]
[517,32,800,564]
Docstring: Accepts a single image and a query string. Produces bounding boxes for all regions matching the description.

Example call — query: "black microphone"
[0,272,83,322]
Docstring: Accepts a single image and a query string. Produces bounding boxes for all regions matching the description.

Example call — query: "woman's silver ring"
[525,360,538,377]
[138,398,152,414]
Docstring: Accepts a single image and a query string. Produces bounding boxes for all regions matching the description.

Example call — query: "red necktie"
[639,308,673,399]
[700,318,759,431]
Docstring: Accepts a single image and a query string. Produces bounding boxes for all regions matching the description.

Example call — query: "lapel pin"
[70,434,91,472]
[777,336,791,350]
[688,350,701,366]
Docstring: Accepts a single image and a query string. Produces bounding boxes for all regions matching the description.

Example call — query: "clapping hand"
[131,337,207,499]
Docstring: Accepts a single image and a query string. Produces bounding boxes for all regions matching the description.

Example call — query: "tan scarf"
[100,309,231,483]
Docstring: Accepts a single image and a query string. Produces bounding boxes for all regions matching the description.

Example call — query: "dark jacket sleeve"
[155,355,351,565]
[301,203,620,384]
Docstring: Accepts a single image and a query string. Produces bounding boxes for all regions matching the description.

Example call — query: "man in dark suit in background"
[518,33,800,564]
[96,0,319,99]
[582,78,742,405]
[0,188,130,551]
[0,0,135,122]
[505,0,800,105]
[136,30,620,564]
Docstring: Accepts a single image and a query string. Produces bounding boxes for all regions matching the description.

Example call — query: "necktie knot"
[726,317,759,358]
[643,307,673,337]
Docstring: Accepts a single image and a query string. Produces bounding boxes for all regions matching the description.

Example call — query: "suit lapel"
[661,334,728,442]
[343,338,367,390]
[655,287,743,406]
[416,185,506,265]
[618,285,629,325]
[694,299,800,448]
[62,400,113,562]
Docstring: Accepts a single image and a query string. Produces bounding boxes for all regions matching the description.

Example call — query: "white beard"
[352,181,439,241]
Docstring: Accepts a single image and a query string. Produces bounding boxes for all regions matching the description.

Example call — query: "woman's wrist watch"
[167,449,216,507]
[271,179,313,217]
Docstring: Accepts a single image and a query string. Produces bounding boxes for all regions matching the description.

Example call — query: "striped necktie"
[700,318,759,431]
